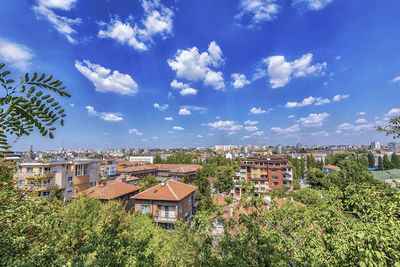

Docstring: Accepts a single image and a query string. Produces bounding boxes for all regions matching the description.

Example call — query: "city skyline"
[1,0,400,150]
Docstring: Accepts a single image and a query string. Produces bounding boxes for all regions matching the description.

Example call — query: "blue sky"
[1,0,400,150]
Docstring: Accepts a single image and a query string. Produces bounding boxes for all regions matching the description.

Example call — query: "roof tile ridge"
[166,181,179,200]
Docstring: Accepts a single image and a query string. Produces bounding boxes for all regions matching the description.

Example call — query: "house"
[322,164,340,174]
[75,180,141,211]
[132,180,198,230]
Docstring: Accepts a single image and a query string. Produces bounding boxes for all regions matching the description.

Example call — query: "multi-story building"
[239,156,293,192]
[371,141,381,150]
[15,159,101,200]
[129,156,154,164]
[132,180,198,230]
[388,142,400,153]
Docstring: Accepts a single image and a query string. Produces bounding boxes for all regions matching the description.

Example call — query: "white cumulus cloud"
[153,103,168,111]
[180,88,198,96]
[292,0,334,11]
[86,106,123,122]
[297,112,329,127]
[128,128,143,135]
[165,117,174,121]
[244,120,259,125]
[231,73,250,88]
[75,60,138,95]
[168,41,225,90]
[261,53,326,88]
[33,0,81,44]
[333,94,349,102]
[0,38,34,71]
[178,108,191,115]
[244,126,258,132]
[235,0,280,27]
[206,120,243,132]
[271,124,300,134]
[385,108,400,117]
[173,126,184,130]
[250,107,266,114]
[98,0,173,51]
[355,118,367,124]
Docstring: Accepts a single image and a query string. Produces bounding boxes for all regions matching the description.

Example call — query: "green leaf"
[43,75,53,83]
[31,72,37,81]
[37,73,45,82]
[49,132,54,139]
[0,63,4,70]
[25,73,29,82]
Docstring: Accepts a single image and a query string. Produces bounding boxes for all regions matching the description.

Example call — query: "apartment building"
[239,156,293,192]
[117,163,202,182]
[132,180,198,230]
[15,159,101,200]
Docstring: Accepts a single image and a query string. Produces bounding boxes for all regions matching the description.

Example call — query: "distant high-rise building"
[275,144,284,154]
[370,141,381,150]
[388,142,400,153]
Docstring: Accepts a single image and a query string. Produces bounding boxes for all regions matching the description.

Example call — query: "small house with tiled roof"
[132,180,198,230]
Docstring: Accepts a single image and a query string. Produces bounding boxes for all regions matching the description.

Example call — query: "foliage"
[0,63,70,152]
[377,116,400,138]
[214,166,235,194]
[137,175,158,191]
[306,167,325,188]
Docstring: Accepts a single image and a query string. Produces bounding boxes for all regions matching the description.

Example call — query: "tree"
[0,63,71,152]
[137,175,158,190]
[299,158,305,178]
[391,153,400,169]
[153,155,162,164]
[383,154,392,170]
[378,156,384,170]
[377,116,400,138]
[367,152,375,168]
[306,168,325,188]
[214,166,234,194]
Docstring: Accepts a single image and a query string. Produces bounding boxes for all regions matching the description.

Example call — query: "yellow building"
[15,159,101,200]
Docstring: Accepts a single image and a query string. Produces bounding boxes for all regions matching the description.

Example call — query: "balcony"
[155,216,177,223]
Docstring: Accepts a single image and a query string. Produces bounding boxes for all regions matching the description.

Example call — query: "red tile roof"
[77,180,141,200]
[132,180,197,201]
[323,164,340,169]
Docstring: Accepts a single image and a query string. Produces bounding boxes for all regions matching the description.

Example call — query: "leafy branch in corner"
[377,116,400,139]
[0,63,71,153]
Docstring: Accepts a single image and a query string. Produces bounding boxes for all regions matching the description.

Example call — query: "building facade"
[132,180,198,230]
[15,159,101,200]
[239,156,293,192]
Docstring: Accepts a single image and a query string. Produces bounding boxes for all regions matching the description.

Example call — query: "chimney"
[229,205,233,217]
[161,180,166,187]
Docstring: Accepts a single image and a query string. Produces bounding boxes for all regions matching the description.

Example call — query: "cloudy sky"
[1,0,400,150]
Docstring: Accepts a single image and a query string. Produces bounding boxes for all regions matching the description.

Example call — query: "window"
[84,164,89,175]
[189,196,192,206]
[272,176,279,180]
[92,163,96,169]
[75,164,82,176]
[18,179,25,187]
[41,191,51,197]
[42,179,51,186]
[26,167,33,173]
[67,187,73,193]
[89,182,93,187]
[141,204,150,214]
[43,167,51,174]
[68,176,73,185]
[179,203,183,214]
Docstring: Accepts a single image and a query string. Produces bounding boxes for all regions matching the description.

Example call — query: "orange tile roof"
[132,180,197,201]
[77,180,141,200]
[323,164,340,169]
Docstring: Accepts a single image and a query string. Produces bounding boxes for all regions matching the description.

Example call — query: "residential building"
[239,156,293,192]
[117,164,202,182]
[15,159,101,200]
[132,180,198,230]
[371,141,381,150]
[76,180,141,211]
[129,156,154,164]
[275,144,284,154]
[388,142,400,153]
[322,164,340,174]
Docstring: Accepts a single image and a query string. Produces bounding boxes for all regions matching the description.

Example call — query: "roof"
[132,180,197,201]
[77,180,141,200]
[323,164,340,169]
[118,163,202,174]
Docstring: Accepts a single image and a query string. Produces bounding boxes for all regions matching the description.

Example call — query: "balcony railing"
[155,216,177,223]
